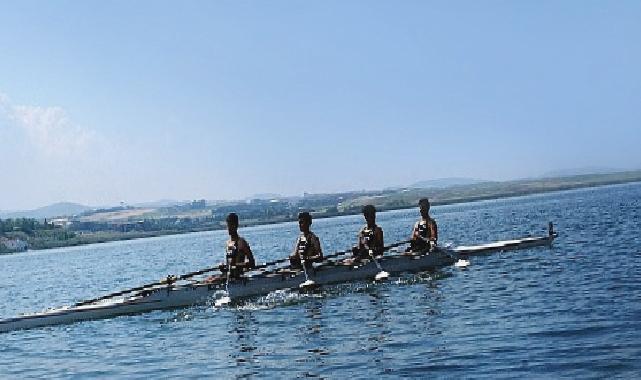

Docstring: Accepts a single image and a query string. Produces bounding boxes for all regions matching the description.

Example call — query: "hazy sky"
[1,1,640,210]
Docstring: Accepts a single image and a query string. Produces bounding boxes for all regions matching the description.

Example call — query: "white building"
[50,218,72,228]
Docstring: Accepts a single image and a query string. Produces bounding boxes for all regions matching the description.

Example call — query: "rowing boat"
[0,225,557,333]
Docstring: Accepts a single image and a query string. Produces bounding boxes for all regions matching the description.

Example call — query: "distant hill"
[540,167,622,178]
[0,202,93,219]
[247,193,282,200]
[132,199,185,208]
[409,177,485,189]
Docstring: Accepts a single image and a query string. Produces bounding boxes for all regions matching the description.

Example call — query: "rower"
[351,205,384,261]
[408,198,438,253]
[219,213,256,279]
[289,212,323,269]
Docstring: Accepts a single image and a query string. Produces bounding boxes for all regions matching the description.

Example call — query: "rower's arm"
[245,247,256,269]
[356,230,365,250]
[313,235,323,260]
[219,242,229,271]
[410,222,420,241]
[242,240,256,269]
[291,236,300,258]
[429,220,438,243]
[375,227,385,255]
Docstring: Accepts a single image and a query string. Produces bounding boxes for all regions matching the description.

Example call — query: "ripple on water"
[2,183,641,378]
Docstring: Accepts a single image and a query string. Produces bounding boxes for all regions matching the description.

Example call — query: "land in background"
[2,170,640,253]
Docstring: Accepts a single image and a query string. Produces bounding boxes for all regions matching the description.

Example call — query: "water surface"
[1,183,640,378]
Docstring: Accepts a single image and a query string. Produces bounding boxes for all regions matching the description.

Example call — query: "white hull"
[0,232,555,333]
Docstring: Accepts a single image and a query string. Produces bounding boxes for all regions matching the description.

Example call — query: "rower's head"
[226,213,239,235]
[362,204,376,226]
[298,212,312,233]
[419,198,430,218]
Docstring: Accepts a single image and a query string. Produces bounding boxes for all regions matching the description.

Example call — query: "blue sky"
[1,1,640,209]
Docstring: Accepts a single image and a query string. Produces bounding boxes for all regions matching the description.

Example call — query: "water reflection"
[294,299,329,378]
[418,271,447,359]
[364,286,390,373]
[230,311,259,379]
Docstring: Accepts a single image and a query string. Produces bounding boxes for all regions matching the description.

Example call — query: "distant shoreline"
[3,177,639,255]
[294,178,641,222]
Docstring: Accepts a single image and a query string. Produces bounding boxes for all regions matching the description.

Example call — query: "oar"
[215,257,233,307]
[299,255,316,289]
[75,239,412,307]
[251,239,411,275]
[256,240,411,277]
[74,256,299,307]
[454,256,470,268]
[73,265,224,307]
[367,246,389,281]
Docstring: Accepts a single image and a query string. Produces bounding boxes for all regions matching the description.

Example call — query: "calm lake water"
[1,183,640,378]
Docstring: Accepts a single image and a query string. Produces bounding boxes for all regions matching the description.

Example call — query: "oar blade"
[454,259,470,268]
[215,295,231,307]
[374,271,389,281]
[299,279,317,289]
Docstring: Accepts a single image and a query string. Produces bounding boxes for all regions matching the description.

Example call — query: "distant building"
[191,199,207,209]
[50,218,72,228]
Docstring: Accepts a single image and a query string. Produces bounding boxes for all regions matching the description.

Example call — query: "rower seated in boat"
[408,198,438,253]
[350,205,384,262]
[289,212,323,269]
[216,213,256,280]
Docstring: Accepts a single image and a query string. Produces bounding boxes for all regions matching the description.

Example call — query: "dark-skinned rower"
[409,198,438,252]
[289,212,323,269]
[219,213,256,278]
[351,204,384,261]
